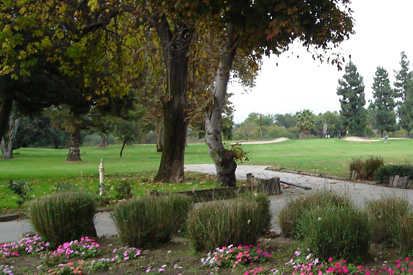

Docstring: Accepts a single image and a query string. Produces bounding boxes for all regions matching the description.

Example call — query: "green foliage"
[366,196,412,247]
[279,191,352,238]
[296,110,316,137]
[112,194,192,248]
[374,165,413,183]
[113,182,132,200]
[29,192,97,246]
[371,67,397,136]
[229,143,249,163]
[186,195,271,251]
[8,180,31,207]
[297,205,370,262]
[399,213,413,256]
[349,156,384,180]
[337,61,367,136]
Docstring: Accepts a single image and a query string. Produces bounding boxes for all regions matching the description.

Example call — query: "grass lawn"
[1,138,413,212]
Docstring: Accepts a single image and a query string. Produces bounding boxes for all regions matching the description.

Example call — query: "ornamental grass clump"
[297,205,370,262]
[112,194,192,248]
[399,213,413,256]
[279,190,351,238]
[186,194,270,252]
[367,196,412,247]
[29,192,97,246]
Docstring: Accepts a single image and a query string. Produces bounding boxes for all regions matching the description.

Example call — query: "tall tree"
[204,0,354,186]
[394,52,413,135]
[398,74,413,136]
[337,61,367,136]
[371,67,396,137]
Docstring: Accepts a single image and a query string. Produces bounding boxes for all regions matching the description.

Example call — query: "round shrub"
[279,191,352,238]
[367,196,411,246]
[297,205,370,262]
[112,194,192,248]
[186,195,270,252]
[30,192,97,246]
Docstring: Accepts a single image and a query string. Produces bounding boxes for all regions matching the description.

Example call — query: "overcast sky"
[229,1,413,123]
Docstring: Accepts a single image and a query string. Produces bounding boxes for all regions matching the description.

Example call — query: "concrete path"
[1,164,412,242]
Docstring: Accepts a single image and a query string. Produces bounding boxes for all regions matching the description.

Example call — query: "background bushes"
[298,205,370,262]
[30,192,97,246]
[186,194,271,251]
[112,194,192,248]
[374,165,413,183]
[279,191,351,238]
[349,156,383,180]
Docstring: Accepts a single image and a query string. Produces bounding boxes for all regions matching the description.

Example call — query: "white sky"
[229,1,413,123]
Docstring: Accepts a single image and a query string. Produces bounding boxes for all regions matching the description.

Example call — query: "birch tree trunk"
[155,121,163,152]
[154,16,192,183]
[205,34,238,187]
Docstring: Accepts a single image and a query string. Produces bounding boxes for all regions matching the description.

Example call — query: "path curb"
[0,208,113,223]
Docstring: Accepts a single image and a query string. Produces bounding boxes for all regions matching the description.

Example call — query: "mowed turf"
[1,138,412,211]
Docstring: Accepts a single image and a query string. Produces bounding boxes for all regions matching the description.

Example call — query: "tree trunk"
[153,16,192,183]
[1,110,20,160]
[67,126,82,161]
[156,121,163,152]
[120,138,127,157]
[99,133,108,147]
[0,95,13,141]
[205,31,238,187]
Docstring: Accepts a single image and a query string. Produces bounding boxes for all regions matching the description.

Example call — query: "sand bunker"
[343,136,380,142]
[236,137,290,145]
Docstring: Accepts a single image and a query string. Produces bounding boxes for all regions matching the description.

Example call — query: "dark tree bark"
[120,138,129,157]
[0,95,13,141]
[67,126,82,161]
[99,133,108,147]
[156,121,163,152]
[153,16,193,183]
[205,32,238,187]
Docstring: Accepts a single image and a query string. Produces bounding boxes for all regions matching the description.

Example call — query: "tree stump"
[393,175,400,187]
[400,176,409,189]
[246,173,255,189]
[256,177,281,195]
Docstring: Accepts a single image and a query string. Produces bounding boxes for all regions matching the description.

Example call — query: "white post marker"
[99,159,104,197]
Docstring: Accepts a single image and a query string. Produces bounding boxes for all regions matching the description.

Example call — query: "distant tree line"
[234,51,413,140]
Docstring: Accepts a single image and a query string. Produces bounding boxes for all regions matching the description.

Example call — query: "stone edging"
[0,207,114,223]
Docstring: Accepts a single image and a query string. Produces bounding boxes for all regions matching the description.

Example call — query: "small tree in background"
[296,110,316,138]
[371,67,396,137]
[337,61,367,136]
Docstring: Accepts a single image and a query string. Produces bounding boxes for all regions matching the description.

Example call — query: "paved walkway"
[1,164,412,242]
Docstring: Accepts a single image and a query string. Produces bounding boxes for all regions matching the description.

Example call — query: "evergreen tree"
[371,67,396,136]
[394,52,413,135]
[394,52,410,101]
[398,74,413,136]
[336,61,367,136]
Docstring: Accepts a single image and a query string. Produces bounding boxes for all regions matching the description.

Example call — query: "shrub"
[113,182,132,200]
[279,191,351,238]
[30,192,97,246]
[367,196,412,247]
[8,180,31,207]
[112,194,192,248]
[186,194,270,251]
[374,165,413,184]
[349,156,383,180]
[297,205,370,262]
[399,213,413,256]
